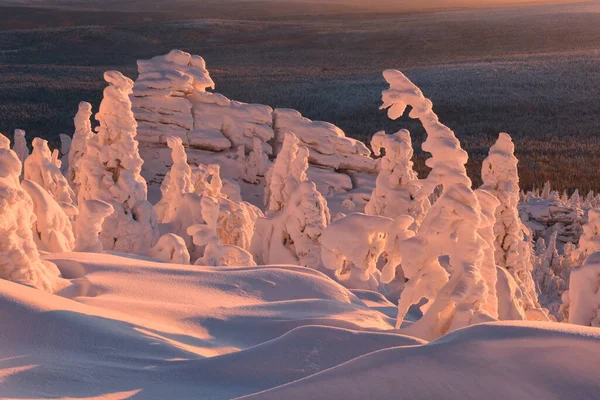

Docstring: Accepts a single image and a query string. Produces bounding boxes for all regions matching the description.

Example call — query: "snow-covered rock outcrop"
[77,71,159,254]
[0,134,65,292]
[272,108,375,173]
[130,50,378,214]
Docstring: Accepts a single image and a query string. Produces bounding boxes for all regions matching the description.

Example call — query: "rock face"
[130,50,377,211]
[519,196,583,247]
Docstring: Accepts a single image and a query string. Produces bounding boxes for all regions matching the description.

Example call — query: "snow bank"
[243,322,600,400]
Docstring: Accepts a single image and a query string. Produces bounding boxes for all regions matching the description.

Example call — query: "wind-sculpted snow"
[243,322,600,400]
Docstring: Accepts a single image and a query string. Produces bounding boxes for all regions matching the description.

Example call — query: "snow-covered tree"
[155,136,194,223]
[569,252,600,327]
[187,196,255,267]
[380,70,494,338]
[77,71,159,253]
[365,129,429,226]
[570,189,582,208]
[479,132,542,315]
[24,137,76,208]
[21,179,76,253]
[475,188,501,318]
[68,101,95,193]
[533,231,565,320]
[12,129,29,165]
[74,199,114,252]
[541,181,551,200]
[243,136,270,184]
[264,132,309,213]
[253,181,330,268]
[578,208,600,259]
[0,134,65,292]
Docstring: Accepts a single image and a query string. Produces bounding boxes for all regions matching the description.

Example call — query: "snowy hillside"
[1,49,600,399]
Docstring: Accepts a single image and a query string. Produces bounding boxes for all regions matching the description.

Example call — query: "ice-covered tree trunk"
[68,101,95,193]
[12,129,29,165]
[365,129,429,226]
[380,70,494,337]
[479,132,543,316]
[24,137,76,208]
[0,134,65,292]
[264,132,309,213]
[77,71,159,254]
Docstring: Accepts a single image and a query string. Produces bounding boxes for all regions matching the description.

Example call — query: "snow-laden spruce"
[533,231,565,320]
[68,101,95,193]
[578,208,600,259]
[365,129,429,226]
[569,251,600,327]
[12,129,29,165]
[264,132,309,213]
[77,71,159,254]
[480,132,547,320]
[380,70,495,338]
[24,137,76,210]
[0,134,66,292]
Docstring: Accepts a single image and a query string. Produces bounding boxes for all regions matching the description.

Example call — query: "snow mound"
[242,321,600,400]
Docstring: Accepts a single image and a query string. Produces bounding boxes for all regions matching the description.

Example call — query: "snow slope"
[1,252,599,399]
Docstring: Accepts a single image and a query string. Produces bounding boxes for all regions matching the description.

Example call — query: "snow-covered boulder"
[321,212,394,291]
[148,233,191,265]
[77,71,159,254]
